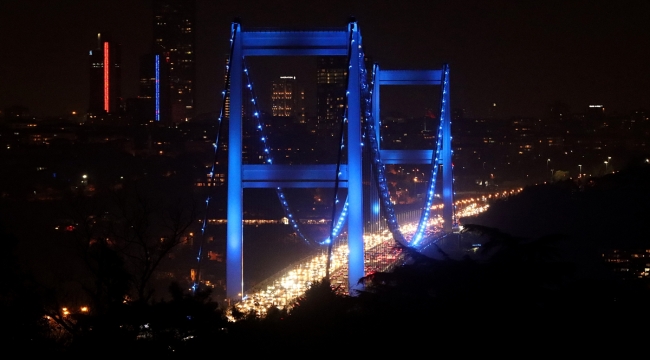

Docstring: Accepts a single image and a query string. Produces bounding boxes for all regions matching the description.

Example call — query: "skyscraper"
[152,0,196,122]
[88,33,121,116]
[272,76,295,117]
[316,56,347,128]
[133,53,169,123]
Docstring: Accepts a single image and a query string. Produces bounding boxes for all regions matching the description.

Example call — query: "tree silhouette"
[66,181,196,307]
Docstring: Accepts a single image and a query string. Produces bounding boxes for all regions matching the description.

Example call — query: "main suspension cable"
[241,59,350,249]
[360,60,446,249]
[193,22,239,294]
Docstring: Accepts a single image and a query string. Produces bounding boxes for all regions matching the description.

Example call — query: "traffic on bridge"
[229,190,521,318]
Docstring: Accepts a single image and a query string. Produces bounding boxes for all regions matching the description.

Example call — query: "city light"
[228,191,517,319]
[103,41,109,113]
[2,2,649,348]
[155,54,160,121]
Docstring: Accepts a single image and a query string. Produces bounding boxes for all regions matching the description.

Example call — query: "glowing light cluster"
[231,189,522,320]
[103,42,109,112]
[231,218,441,318]
[230,190,523,318]
[452,188,524,219]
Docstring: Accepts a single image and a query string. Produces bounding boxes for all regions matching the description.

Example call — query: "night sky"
[0,0,648,118]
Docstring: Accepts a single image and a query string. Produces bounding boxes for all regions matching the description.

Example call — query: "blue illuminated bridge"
[195,20,466,312]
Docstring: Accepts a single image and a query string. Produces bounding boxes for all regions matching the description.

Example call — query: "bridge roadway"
[231,222,431,317]
[230,195,499,318]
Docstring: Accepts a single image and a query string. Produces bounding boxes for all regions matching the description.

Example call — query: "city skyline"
[152,0,196,122]
[1,0,649,119]
[2,2,650,347]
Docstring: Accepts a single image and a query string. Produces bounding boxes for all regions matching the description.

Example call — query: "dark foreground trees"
[65,180,197,306]
[6,228,650,353]
[5,162,650,352]
[61,283,229,356]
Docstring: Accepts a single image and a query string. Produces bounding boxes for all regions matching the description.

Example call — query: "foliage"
[65,180,196,308]
[6,164,650,351]
[55,283,228,355]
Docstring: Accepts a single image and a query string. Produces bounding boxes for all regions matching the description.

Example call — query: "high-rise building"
[272,76,295,117]
[136,53,169,123]
[152,0,196,122]
[316,56,347,128]
[88,33,121,116]
[296,85,306,123]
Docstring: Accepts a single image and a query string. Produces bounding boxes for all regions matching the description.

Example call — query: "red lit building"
[88,33,121,117]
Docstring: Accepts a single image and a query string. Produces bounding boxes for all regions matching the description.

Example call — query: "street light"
[547,159,551,168]
[604,161,608,173]
[607,157,612,172]
[578,164,582,178]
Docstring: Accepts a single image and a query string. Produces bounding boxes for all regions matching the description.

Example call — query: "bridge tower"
[372,64,454,232]
[226,21,364,299]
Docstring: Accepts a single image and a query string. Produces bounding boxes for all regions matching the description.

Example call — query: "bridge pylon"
[225,21,365,300]
[372,64,455,232]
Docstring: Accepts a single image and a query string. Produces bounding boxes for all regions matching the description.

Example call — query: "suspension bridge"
[195,20,459,309]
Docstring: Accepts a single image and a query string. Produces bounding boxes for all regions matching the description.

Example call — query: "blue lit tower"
[226,21,364,299]
[138,53,169,123]
[152,0,195,122]
[372,65,455,234]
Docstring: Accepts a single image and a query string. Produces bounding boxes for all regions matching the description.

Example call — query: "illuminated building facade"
[153,0,196,122]
[272,76,295,117]
[88,33,121,116]
[603,249,650,281]
[137,53,169,123]
[316,56,347,128]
